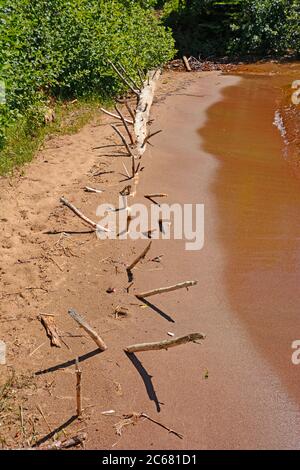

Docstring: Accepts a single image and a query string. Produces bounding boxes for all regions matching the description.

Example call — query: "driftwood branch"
[111,124,134,157]
[136,280,198,299]
[100,107,133,125]
[115,105,134,145]
[125,101,136,121]
[60,197,97,230]
[142,129,162,148]
[40,433,87,450]
[125,332,205,353]
[117,61,141,92]
[75,358,82,417]
[183,56,192,72]
[141,413,183,439]
[84,186,103,194]
[114,412,183,440]
[39,315,61,348]
[127,241,152,272]
[68,308,107,351]
[144,193,168,199]
[108,60,140,97]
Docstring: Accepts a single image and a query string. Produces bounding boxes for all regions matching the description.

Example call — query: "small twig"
[115,105,134,145]
[122,162,131,179]
[125,332,205,353]
[141,413,183,439]
[144,193,168,199]
[40,433,87,450]
[117,61,141,92]
[92,170,114,177]
[142,130,162,148]
[75,358,83,417]
[127,241,152,272]
[68,309,107,351]
[108,60,140,97]
[111,124,134,157]
[100,107,133,124]
[125,101,136,121]
[136,280,198,299]
[60,197,108,233]
[84,186,104,194]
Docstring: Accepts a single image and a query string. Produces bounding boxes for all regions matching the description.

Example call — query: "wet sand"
[113,70,300,449]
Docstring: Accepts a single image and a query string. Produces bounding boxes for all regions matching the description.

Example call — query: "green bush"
[0,0,175,157]
[161,0,299,58]
[229,0,300,55]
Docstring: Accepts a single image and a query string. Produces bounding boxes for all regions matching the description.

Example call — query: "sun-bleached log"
[125,332,205,353]
[135,69,161,158]
[68,308,107,351]
[136,280,197,299]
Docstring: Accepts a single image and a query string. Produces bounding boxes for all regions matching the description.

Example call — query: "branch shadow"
[35,348,103,376]
[139,298,175,323]
[33,414,78,447]
[125,352,162,413]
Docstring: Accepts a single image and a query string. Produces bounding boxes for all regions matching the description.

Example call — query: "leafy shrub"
[229,0,300,55]
[0,0,175,156]
[161,0,299,58]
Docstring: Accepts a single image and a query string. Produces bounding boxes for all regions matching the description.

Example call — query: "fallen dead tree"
[125,332,205,353]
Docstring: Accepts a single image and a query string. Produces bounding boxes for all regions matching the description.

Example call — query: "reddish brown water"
[201,63,300,413]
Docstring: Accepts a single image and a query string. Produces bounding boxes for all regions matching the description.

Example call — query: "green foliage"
[0,0,175,169]
[229,0,300,55]
[161,0,300,58]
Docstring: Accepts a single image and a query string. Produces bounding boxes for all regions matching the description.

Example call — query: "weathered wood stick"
[142,129,162,147]
[136,280,197,299]
[183,56,192,72]
[144,193,168,199]
[131,155,136,177]
[60,197,97,230]
[68,309,107,351]
[111,124,134,157]
[108,60,140,96]
[141,413,183,439]
[84,186,103,194]
[127,241,152,272]
[39,315,61,348]
[122,162,131,179]
[75,358,82,417]
[115,105,134,145]
[40,433,87,450]
[117,61,141,92]
[100,107,133,125]
[125,101,136,121]
[125,332,205,353]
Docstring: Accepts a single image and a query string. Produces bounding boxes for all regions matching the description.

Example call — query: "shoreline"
[1,68,300,449]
